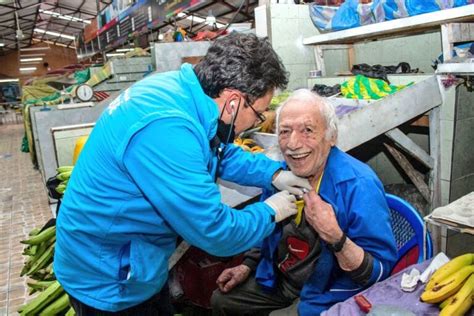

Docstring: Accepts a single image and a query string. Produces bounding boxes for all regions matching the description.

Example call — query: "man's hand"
[216,265,251,293]
[303,190,343,244]
[272,170,312,196]
[264,190,297,222]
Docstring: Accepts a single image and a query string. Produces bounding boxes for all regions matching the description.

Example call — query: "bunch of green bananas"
[421,253,474,315]
[19,225,76,315]
[55,166,74,195]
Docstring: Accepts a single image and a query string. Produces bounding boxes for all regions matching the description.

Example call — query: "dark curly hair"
[194,33,288,104]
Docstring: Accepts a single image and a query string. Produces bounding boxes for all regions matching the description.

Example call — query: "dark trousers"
[211,276,297,316]
[69,286,174,316]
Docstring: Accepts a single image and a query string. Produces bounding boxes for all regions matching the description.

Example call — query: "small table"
[423,192,474,258]
[324,260,437,315]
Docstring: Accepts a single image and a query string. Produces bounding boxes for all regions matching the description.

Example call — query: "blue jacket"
[54,64,282,312]
[256,147,397,315]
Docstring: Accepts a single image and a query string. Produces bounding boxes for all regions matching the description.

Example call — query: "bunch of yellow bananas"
[55,166,74,195]
[421,253,474,315]
[234,137,264,153]
[19,225,76,315]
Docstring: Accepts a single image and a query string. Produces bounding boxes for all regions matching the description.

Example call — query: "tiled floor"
[0,123,52,315]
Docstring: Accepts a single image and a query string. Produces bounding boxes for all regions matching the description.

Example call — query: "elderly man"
[211,89,398,315]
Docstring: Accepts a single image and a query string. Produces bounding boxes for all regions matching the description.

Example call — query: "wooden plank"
[457,23,474,42]
[303,4,474,45]
[348,44,355,71]
[314,45,326,76]
[337,76,442,152]
[384,143,431,202]
[169,241,190,270]
[410,115,429,127]
[429,107,442,209]
[460,23,469,42]
[437,62,474,74]
[441,24,453,61]
[320,44,352,50]
[385,128,434,169]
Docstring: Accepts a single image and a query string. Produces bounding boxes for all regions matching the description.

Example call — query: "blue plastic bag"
[309,0,472,32]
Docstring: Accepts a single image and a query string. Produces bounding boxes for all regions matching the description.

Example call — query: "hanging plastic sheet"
[309,0,474,32]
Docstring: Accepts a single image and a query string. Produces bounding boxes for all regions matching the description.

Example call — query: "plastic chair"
[386,194,433,274]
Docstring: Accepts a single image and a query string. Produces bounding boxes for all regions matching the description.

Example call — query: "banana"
[250,146,264,153]
[39,293,70,315]
[56,166,74,174]
[426,253,474,290]
[56,183,66,194]
[242,138,256,146]
[439,295,454,309]
[23,245,38,257]
[21,226,56,245]
[240,144,251,152]
[233,137,243,146]
[27,281,56,293]
[56,171,72,181]
[26,243,55,276]
[19,280,63,315]
[439,274,474,316]
[65,306,76,316]
[28,228,40,236]
[421,265,474,303]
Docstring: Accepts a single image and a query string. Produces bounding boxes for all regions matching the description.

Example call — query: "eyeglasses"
[246,100,266,124]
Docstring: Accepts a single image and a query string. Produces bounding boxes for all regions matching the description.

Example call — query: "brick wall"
[0,44,78,82]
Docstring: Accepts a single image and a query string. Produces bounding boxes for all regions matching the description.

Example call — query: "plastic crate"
[175,247,243,309]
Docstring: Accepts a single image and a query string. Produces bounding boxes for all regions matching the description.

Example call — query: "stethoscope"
[213,98,242,181]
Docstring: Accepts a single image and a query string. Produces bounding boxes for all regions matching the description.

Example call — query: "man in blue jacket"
[54,33,312,315]
[211,89,398,315]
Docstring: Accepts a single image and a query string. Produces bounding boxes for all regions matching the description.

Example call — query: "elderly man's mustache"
[285,150,311,157]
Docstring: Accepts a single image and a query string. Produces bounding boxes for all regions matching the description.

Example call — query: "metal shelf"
[437,61,474,74]
[303,5,474,45]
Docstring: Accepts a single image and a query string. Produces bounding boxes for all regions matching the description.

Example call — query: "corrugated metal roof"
[0,0,258,55]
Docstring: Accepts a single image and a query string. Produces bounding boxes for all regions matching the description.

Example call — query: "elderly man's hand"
[216,265,251,293]
[303,190,343,244]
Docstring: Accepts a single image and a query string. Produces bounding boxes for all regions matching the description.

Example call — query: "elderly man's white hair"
[275,89,338,142]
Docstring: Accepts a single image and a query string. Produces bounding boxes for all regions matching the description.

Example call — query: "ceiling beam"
[0,4,16,10]
[52,0,85,45]
[37,19,84,31]
[219,0,253,20]
[28,3,40,48]
[0,12,37,24]
[0,2,40,18]
[42,2,96,17]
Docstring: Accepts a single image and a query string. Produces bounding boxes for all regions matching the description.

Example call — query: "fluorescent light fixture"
[106,53,125,57]
[20,67,37,72]
[0,78,19,83]
[20,53,46,57]
[39,9,91,24]
[32,38,74,48]
[116,48,134,52]
[20,61,41,65]
[20,46,50,52]
[20,57,43,62]
[34,28,75,40]
[0,43,4,47]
